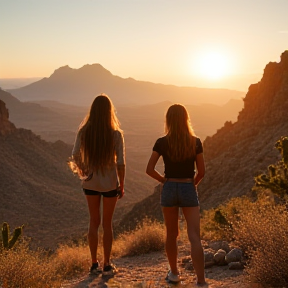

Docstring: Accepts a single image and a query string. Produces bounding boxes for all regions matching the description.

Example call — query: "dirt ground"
[62,242,264,288]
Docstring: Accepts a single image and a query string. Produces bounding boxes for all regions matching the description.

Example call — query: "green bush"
[254,136,288,200]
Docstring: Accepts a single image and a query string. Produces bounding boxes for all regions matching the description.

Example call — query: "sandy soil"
[62,242,263,288]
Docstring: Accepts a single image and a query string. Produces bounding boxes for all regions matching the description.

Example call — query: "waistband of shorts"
[166,178,194,183]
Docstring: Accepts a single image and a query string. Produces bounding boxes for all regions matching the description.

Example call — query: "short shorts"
[83,188,119,197]
[161,182,199,207]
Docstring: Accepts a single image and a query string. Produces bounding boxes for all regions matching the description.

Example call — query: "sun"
[194,50,231,80]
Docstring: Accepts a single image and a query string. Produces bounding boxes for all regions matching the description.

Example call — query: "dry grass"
[200,195,253,241]
[4,201,287,287]
[52,242,91,280]
[200,191,288,287]
[0,241,61,288]
[233,197,288,286]
[0,240,91,288]
[0,218,165,288]
[113,218,165,257]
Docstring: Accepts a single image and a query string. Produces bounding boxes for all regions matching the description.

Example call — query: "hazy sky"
[1,0,287,91]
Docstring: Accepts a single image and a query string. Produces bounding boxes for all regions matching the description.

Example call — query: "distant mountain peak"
[50,63,112,79]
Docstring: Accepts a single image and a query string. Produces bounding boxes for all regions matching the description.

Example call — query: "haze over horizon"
[1,0,287,92]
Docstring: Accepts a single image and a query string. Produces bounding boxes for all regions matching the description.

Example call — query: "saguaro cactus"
[1,222,24,250]
[275,136,288,168]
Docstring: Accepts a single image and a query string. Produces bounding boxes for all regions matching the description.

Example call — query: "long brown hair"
[74,94,121,176]
[165,104,196,162]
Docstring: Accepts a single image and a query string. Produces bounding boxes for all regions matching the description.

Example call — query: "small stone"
[204,250,215,268]
[214,249,227,265]
[181,256,191,263]
[208,240,230,253]
[228,262,244,270]
[225,248,243,263]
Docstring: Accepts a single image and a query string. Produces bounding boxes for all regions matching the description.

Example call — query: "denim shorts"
[160,182,199,207]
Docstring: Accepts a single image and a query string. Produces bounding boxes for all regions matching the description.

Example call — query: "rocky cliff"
[0,98,16,135]
[198,50,288,209]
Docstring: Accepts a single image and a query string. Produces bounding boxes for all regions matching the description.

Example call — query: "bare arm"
[146,151,166,183]
[194,153,205,186]
[117,164,125,199]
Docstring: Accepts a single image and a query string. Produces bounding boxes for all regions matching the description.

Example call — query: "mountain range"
[7,64,245,106]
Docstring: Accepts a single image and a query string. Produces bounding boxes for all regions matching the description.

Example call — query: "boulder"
[228,261,244,270]
[225,248,242,263]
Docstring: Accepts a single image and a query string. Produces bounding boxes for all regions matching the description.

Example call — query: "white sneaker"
[166,270,181,283]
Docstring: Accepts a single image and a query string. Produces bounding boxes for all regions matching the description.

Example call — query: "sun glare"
[194,50,231,80]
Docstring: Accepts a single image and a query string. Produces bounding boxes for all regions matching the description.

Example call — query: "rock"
[181,256,191,264]
[208,241,230,253]
[214,249,227,265]
[204,250,215,268]
[228,262,244,270]
[0,99,16,136]
[225,248,242,263]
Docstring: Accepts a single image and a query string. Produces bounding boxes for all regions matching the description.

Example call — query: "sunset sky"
[0,0,287,91]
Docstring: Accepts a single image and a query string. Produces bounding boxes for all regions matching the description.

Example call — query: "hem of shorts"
[161,204,199,207]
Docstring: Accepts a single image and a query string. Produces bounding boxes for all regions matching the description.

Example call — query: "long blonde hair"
[165,104,196,162]
[72,94,121,177]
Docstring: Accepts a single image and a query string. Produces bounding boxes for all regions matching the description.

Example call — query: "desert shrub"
[0,241,61,288]
[113,218,165,257]
[200,196,253,241]
[233,200,288,286]
[52,242,91,280]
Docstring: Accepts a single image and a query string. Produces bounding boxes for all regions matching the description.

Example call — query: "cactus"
[1,222,24,250]
[275,136,288,168]
[254,136,288,199]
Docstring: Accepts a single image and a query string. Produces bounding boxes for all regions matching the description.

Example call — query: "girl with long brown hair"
[146,104,206,285]
[70,94,125,275]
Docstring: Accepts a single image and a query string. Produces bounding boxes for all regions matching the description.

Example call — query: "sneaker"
[89,261,102,275]
[165,270,181,283]
[102,263,117,275]
[196,281,207,287]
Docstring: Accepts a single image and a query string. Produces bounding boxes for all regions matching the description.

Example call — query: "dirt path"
[62,243,263,288]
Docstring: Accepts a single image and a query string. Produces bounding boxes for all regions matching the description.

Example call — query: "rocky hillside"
[199,50,288,209]
[0,89,83,139]
[0,102,88,249]
[8,64,244,106]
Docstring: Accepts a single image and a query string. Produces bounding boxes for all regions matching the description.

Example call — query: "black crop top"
[152,136,203,178]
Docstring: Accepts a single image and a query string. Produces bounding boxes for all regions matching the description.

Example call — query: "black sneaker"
[89,261,102,275]
[102,263,117,275]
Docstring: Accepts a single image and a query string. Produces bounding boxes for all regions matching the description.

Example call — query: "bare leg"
[162,206,179,275]
[85,195,101,264]
[102,196,118,265]
[182,206,205,284]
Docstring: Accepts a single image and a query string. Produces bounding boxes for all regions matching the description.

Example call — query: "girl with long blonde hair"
[146,104,206,285]
[71,94,125,275]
